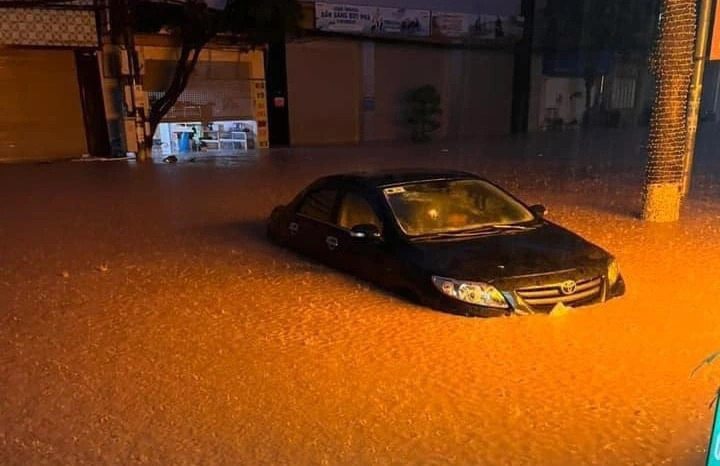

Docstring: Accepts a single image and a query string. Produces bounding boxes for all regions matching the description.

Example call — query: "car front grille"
[515,277,603,312]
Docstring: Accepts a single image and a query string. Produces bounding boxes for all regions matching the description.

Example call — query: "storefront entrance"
[153,119,258,156]
[143,50,263,156]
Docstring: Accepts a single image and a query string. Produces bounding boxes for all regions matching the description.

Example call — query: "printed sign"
[431,12,466,38]
[709,396,720,466]
[431,12,524,41]
[316,2,430,37]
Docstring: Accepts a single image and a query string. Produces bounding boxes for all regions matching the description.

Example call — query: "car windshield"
[382,179,535,237]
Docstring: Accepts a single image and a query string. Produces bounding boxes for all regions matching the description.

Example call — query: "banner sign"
[315,2,431,37]
[431,12,524,41]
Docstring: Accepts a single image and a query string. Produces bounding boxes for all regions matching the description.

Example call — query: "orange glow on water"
[2,147,720,464]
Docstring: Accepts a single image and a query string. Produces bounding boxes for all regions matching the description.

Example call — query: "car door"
[291,187,341,260]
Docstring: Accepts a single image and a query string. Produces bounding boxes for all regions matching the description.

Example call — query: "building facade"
[1,0,528,160]
[0,0,108,162]
[0,0,269,161]
[100,34,269,156]
[276,0,525,146]
[284,38,516,145]
[529,0,659,131]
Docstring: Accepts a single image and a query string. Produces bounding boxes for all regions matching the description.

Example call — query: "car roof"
[321,169,480,190]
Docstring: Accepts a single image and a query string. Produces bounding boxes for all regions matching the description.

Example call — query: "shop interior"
[153,120,258,155]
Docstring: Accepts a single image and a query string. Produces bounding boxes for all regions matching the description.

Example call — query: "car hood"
[408,222,610,282]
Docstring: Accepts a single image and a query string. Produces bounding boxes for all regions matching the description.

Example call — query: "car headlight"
[607,259,620,286]
[431,276,509,309]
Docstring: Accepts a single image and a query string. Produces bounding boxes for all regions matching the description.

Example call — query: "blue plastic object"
[178,132,191,153]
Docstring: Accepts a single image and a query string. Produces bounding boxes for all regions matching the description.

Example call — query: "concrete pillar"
[361,41,375,143]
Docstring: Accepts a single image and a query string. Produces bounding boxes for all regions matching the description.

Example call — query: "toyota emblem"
[560,280,577,295]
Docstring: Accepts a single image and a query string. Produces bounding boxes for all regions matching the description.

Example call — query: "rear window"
[298,189,338,223]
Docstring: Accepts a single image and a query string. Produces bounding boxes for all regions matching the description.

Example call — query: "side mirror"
[529,204,548,217]
[350,224,382,240]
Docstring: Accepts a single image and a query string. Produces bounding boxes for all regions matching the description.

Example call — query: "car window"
[298,189,338,223]
[338,192,383,232]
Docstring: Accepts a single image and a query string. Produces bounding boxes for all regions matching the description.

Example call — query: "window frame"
[296,187,341,225]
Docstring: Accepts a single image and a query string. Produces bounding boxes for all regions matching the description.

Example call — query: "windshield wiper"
[411,223,537,240]
[449,223,537,235]
[486,224,536,231]
[413,223,538,240]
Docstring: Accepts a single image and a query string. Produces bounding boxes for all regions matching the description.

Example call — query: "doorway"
[75,50,111,157]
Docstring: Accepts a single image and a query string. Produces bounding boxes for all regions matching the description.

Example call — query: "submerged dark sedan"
[267,170,625,317]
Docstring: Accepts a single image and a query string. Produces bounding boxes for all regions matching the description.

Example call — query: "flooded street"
[2,129,720,465]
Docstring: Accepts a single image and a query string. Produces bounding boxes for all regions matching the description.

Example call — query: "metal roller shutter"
[0,48,87,161]
[145,59,254,123]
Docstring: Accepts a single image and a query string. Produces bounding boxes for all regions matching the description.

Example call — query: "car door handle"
[289,222,299,235]
[325,236,339,250]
